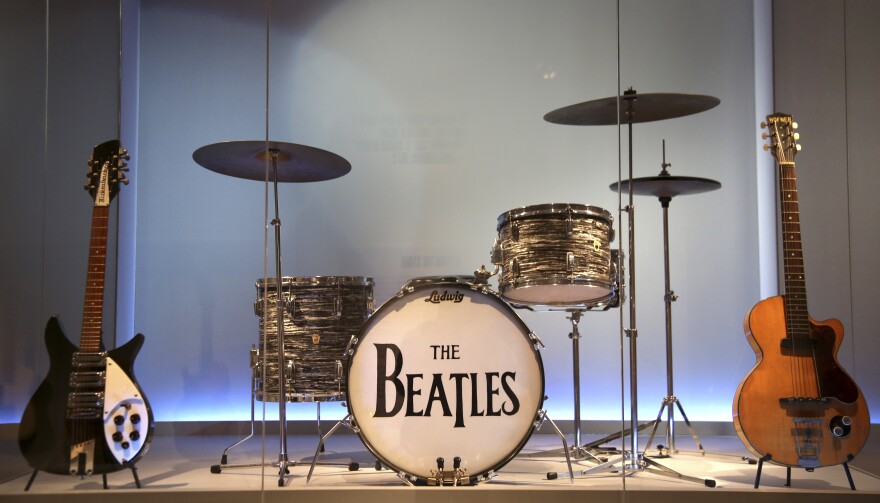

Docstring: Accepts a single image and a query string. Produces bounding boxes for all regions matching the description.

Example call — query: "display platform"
[2,423,878,503]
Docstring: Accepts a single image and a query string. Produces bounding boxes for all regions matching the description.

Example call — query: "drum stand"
[210,348,358,476]
[523,310,624,464]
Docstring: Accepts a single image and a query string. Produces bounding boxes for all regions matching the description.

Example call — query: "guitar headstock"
[761,113,801,164]
[85,139,130,207]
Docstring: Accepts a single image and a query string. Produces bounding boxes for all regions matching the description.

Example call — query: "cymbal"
[192,140,351,183]
[544,92,720,125]
[609,175,721,199]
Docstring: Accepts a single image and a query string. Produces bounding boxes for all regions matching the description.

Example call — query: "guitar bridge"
[69,439,96,477]
[792,417,823,468]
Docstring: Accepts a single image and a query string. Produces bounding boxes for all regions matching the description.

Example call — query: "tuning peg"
[760,121,767,129]
[792,122,798,129]
[762,144,770,151]
[793,132,800,140]
[761,132,769,140]
[84,184,93,191]
[795,144,802,151]
[118,148,130,161]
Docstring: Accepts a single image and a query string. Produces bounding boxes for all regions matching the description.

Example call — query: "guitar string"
[776,122,805,420]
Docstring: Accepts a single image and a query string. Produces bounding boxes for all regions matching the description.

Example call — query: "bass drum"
[346,277,544,484]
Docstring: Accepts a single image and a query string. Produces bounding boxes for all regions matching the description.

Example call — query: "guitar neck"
[80,197,111,353]
[779,160,809,337]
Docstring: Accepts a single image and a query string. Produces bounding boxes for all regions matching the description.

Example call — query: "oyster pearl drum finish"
[346,279,544,483]
[494,203,615,307]
[254,276,374,402]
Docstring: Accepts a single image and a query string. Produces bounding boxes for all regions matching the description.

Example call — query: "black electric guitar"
[19,140,153,483]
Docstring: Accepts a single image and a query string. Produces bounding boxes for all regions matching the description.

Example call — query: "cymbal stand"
[573,90,714,486]
[268,149,293,486]
[208,150,292,485]
[641,156,705,458]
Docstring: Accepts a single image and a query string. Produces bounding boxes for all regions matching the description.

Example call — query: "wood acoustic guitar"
[733,114,869,468]
[18,140,153,485]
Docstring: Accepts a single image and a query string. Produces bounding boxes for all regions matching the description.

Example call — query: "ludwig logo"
[425,290,464,304]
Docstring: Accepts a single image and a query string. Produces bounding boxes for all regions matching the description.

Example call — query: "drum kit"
[191,88,723,487]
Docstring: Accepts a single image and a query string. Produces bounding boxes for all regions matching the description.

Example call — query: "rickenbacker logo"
[424,290,464,304]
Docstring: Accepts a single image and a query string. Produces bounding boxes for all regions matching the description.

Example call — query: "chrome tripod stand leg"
[536,410,574,483]
[212,350,258,472]
[673,398,704,454]
[642,395,704,457]
[306,414,356,483]
[641,455,716,487]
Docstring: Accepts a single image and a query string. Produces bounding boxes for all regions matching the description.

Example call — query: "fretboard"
[779,160,809,341]
[80,204,110,353]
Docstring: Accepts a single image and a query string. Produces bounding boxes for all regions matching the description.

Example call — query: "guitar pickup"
[779,397,830,412]
[780,338,817,351]
[67,392,104,418]
[69,372,106,387]
[71,352,107,370]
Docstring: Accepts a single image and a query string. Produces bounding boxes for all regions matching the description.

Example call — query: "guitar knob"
[121,441,130,449]
[129,430,141,441]
[830,415,852,438]
[112,431,124,442]
[114,415,125,425]
[130,413,141,424]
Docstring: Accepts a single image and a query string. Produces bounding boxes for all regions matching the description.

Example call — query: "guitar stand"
[24,464,142,491]
[753,454,856,490]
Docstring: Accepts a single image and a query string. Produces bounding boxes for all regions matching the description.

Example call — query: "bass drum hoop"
[345,279,545,483]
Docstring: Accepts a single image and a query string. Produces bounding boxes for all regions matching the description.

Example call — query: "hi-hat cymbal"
[192,140,351,183]
[609,175,721,199]
[545,92,720,126]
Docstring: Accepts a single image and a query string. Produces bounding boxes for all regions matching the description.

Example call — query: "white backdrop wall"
[2,0,817,435]
[773,0,880,425]
[131,0,762,423]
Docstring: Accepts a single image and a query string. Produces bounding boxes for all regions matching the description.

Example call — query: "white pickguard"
[102,357,150,464]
